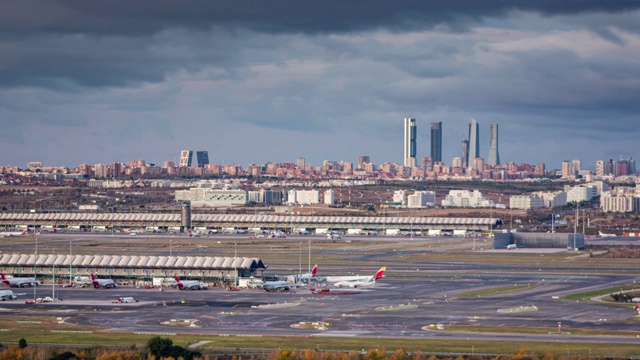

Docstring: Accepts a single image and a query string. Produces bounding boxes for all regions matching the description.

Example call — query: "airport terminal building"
[0,254,267,287]
[0,212,501,234]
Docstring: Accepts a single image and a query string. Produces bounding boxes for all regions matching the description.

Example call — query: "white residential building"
[566,185,598,203]
[324,189,335,205]
[442,190,494,208]
[407,191,436,208]
[393,190,407,206]
[509,195,544,210]
[533,191,567,208]
[600,192,639,212]
[287,190,320,205]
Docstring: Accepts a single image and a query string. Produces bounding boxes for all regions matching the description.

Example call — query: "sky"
[1,1,640,170]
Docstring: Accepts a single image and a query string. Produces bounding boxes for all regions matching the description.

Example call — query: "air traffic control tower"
[180,201,192,233]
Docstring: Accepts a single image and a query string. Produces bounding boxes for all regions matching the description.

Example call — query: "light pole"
[234,242,237,287]
[69,238,72,286]
[573,203,579,251]
[170,239,172,257]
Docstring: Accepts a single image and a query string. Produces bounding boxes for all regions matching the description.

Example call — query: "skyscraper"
[430,122,442,162]
[404,118,416,167]
[487,124,500,166]
[196,151,209,167]
[179,150,193,167]
[461,138,469,168]
[468,119,480,163]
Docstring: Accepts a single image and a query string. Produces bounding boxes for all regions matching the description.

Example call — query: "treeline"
[0,342,628,360]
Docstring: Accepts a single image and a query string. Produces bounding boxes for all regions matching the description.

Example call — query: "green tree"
[18,338,27,349]
[146,336,172,359]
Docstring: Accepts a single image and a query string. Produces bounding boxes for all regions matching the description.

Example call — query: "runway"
[1,271,639,344]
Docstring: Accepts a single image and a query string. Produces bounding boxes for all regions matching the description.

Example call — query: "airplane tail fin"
[21,229,28,235]
[90,274,96,281]
[0,273,5,280]
[374,266,386,281]
[311,264,318,277]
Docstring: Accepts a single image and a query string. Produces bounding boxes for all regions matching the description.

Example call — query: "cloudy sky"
[1,1,639,170]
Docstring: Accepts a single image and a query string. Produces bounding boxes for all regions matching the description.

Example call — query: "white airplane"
[174,276,208,290]
[506,244,518,250]
[327,232,341,239]
[188,231,201,238]
[116,296,138,303]
[90,274,117,289]
[0,273,40,287]
[262,280,291,292]
[0,229,28,237]
[334,277,377,288]
[269,232,286,238]
[598,231,617,238]
[0,290,17,300]
[325,266,386,285]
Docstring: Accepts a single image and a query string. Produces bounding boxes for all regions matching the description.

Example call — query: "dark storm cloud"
[1,1,639,90]
[2,1,639,36]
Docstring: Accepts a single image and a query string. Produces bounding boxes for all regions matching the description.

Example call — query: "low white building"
[175,187,248,207]
[442,190,494,208]
[407,191,436,208]
[509,195,544,210]
[287,190,320,205]
[566,185,598,203]
[324,189,335,205]
[393,190,407,206]
[600,192,639,213]
[533,191,568,208]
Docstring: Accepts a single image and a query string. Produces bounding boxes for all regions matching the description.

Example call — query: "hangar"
[0,254,267,287]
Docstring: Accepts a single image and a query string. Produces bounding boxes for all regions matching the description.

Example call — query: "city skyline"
[1,2,639,168]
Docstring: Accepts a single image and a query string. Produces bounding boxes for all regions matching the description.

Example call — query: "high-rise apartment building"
[487,124,500,166]
[179,150,193,167]
[595,160,605,177]
[196,151,209,167]
[561,160,572,178]
[404,118,417,167]
[358,155,370,169]
[297,157,306,169]
[430,122,442,162]
[468,119,480,165]
[473,157,485,172]
[572,159,581,175]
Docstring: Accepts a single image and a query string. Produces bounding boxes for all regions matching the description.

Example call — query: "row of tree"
[0,340,625,360]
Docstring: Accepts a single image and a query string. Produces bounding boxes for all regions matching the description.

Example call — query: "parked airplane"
[90,274,117,289]
[334,278,377,288]
[0,273,40,287]
[262,280,291,292]
[326,232,341,239]
[188,231,201,238]
[0,229,28,237]
[598,231,617,238]
[506,244,518,250]
[116,296,138,303]
[0,290,17,300]
[324,266,386,284]
[174,276,208,290]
